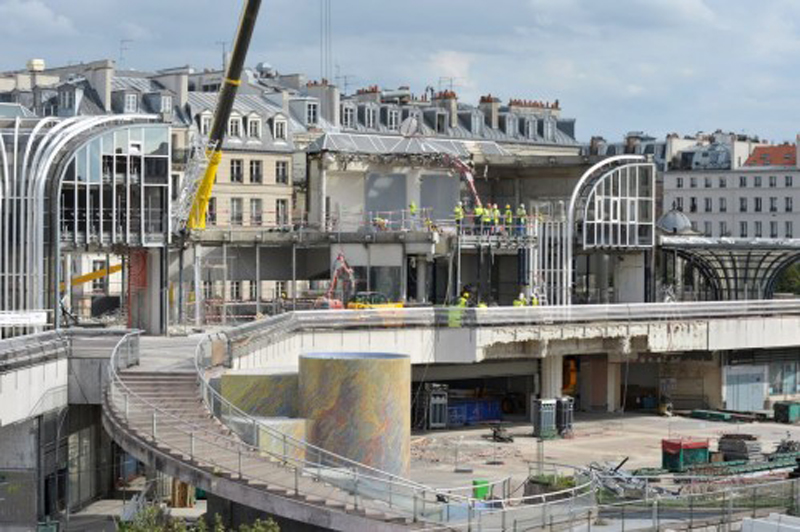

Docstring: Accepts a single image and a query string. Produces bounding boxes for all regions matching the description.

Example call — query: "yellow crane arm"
[60,264,123,290]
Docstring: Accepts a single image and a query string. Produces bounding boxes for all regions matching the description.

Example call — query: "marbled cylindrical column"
[299,352,411,476]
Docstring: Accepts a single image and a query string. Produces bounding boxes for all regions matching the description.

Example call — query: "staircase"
[104,370,420,531]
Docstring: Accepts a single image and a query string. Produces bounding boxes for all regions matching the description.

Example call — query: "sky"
[2,0,800,143]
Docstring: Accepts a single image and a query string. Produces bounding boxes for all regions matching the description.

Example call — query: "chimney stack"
[478,94,501,129]
[433,90,458,128]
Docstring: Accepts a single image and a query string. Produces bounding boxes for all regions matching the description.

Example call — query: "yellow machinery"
[186,0,263,230]
[60,264,122,290]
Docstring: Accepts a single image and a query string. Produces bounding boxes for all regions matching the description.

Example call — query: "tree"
[775,262,800,295]
[119,505,279,532]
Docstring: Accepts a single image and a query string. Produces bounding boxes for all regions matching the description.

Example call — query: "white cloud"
[0,0,75,36]
[427,50,477,95]
[120,21,153,41]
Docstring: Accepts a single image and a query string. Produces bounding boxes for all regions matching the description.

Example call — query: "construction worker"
[516,204,527,235]
[474,204,484,234]
[530,293,539,306]
[457,292,469,307]
[454,201,465,232]
[409,201,418,216]
[504,204,513,231]
[477,301,488,309]
[481,204,492,234]
[513,292,527,307]
[492,203,500,233]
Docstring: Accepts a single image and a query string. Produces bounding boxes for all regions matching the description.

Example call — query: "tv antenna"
[215,41,230,71]
[118,39,133,68]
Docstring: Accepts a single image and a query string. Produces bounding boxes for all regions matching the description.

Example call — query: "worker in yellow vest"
[504,205,513,232]
[454,202,465,232]
[516,204,527,235]
[492,204,500,232]
[481,205,492,234]
[513,292,527,307]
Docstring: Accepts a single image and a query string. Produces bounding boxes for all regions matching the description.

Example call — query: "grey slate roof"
[185,92,297,153]
[308,132,510,157]
[0,103,35,118]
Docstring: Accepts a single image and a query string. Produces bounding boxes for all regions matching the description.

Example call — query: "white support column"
[541,354,564,399]
[416,255,427,303]
[607,361,622,413]
[194,243,203,326]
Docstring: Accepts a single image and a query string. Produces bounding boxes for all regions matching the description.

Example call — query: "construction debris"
[718,434,762,462]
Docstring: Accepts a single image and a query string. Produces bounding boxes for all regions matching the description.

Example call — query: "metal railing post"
[190,432,195,459]
[124,394,129,419]
[238,445,243,478]
[294,466,299,496]
[353,468,359,510]
[152,410,157,439]
[388,479,393,508]
[282,434,287,465]
[252,419,258,446]
[413,491,418,522]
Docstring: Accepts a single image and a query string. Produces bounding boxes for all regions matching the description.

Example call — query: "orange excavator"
[314,253,354,309]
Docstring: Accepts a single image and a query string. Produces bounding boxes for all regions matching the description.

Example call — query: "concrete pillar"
[613,253,645,303]
[416,255,427,303]
[597,253,610,303]
[607,361,622,413]
[145,248,165,335]
[541,354,563,399]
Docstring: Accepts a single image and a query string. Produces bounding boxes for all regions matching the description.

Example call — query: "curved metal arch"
[564,155,647,304]
[674,249,722,300]
[765,255,800,298]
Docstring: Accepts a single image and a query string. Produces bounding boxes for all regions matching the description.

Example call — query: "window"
[770,197,778,212]
[59,90,75,110]
[125,93,138,113]
[273,119,287,140]
[248,118,261,138]
[691,221,698,232]
[365,107,377,129]
[341,106,354,128]
[787,197,793,212]
[787,221,794,238]
[249,281,258,301]
[704,177,711,188]
[771,221,779,238]
[719,177,727,188]
[755,221,763,237]
[388,109,400,130]
[306,102,318,125]
[704,197,712,213]
[276,199,289,226]
[228,117,242,137]
[769,361,798,395]
[250,160,262,183]
[755,175,762,187]
[719,197,727,213]
[740,221,748,238]
[704,221,712,236]
[207,197,217,225]
[689,197,697,213]
[770,175,777,188]
[719,221,728,236]
[230,197,243,225]
[739,176,747,188]
[250,198,263,226]
[230,159,243,183]
[755,197,763,212]
[739,197,748,212]
[676,177,684,189]
[230,281,241,301]
[92,260,106,292]
[275,161,288,184]
[690,177,697,188]
[201,115,212,136]
[675,197,684,211]
[160,95,172,113]
[786,175,794,187]
[203,281,213,300]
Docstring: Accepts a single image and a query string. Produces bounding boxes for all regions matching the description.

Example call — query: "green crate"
[774,402,800,424]
[472,479,490,499]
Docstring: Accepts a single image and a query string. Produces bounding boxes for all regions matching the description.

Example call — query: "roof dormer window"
[306,102,319,125]
[200,113,212,136]
[160,95,172,114]
[228,116,242,137]
[387,109,400,130]
[248,117,261,138]
[59,90,74,111]
[525,118,536,139]
[365,107,377,129]
[124,93,138,113]
[471,113,482,135]
[341,105,354,128]
[273,118,287,140]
